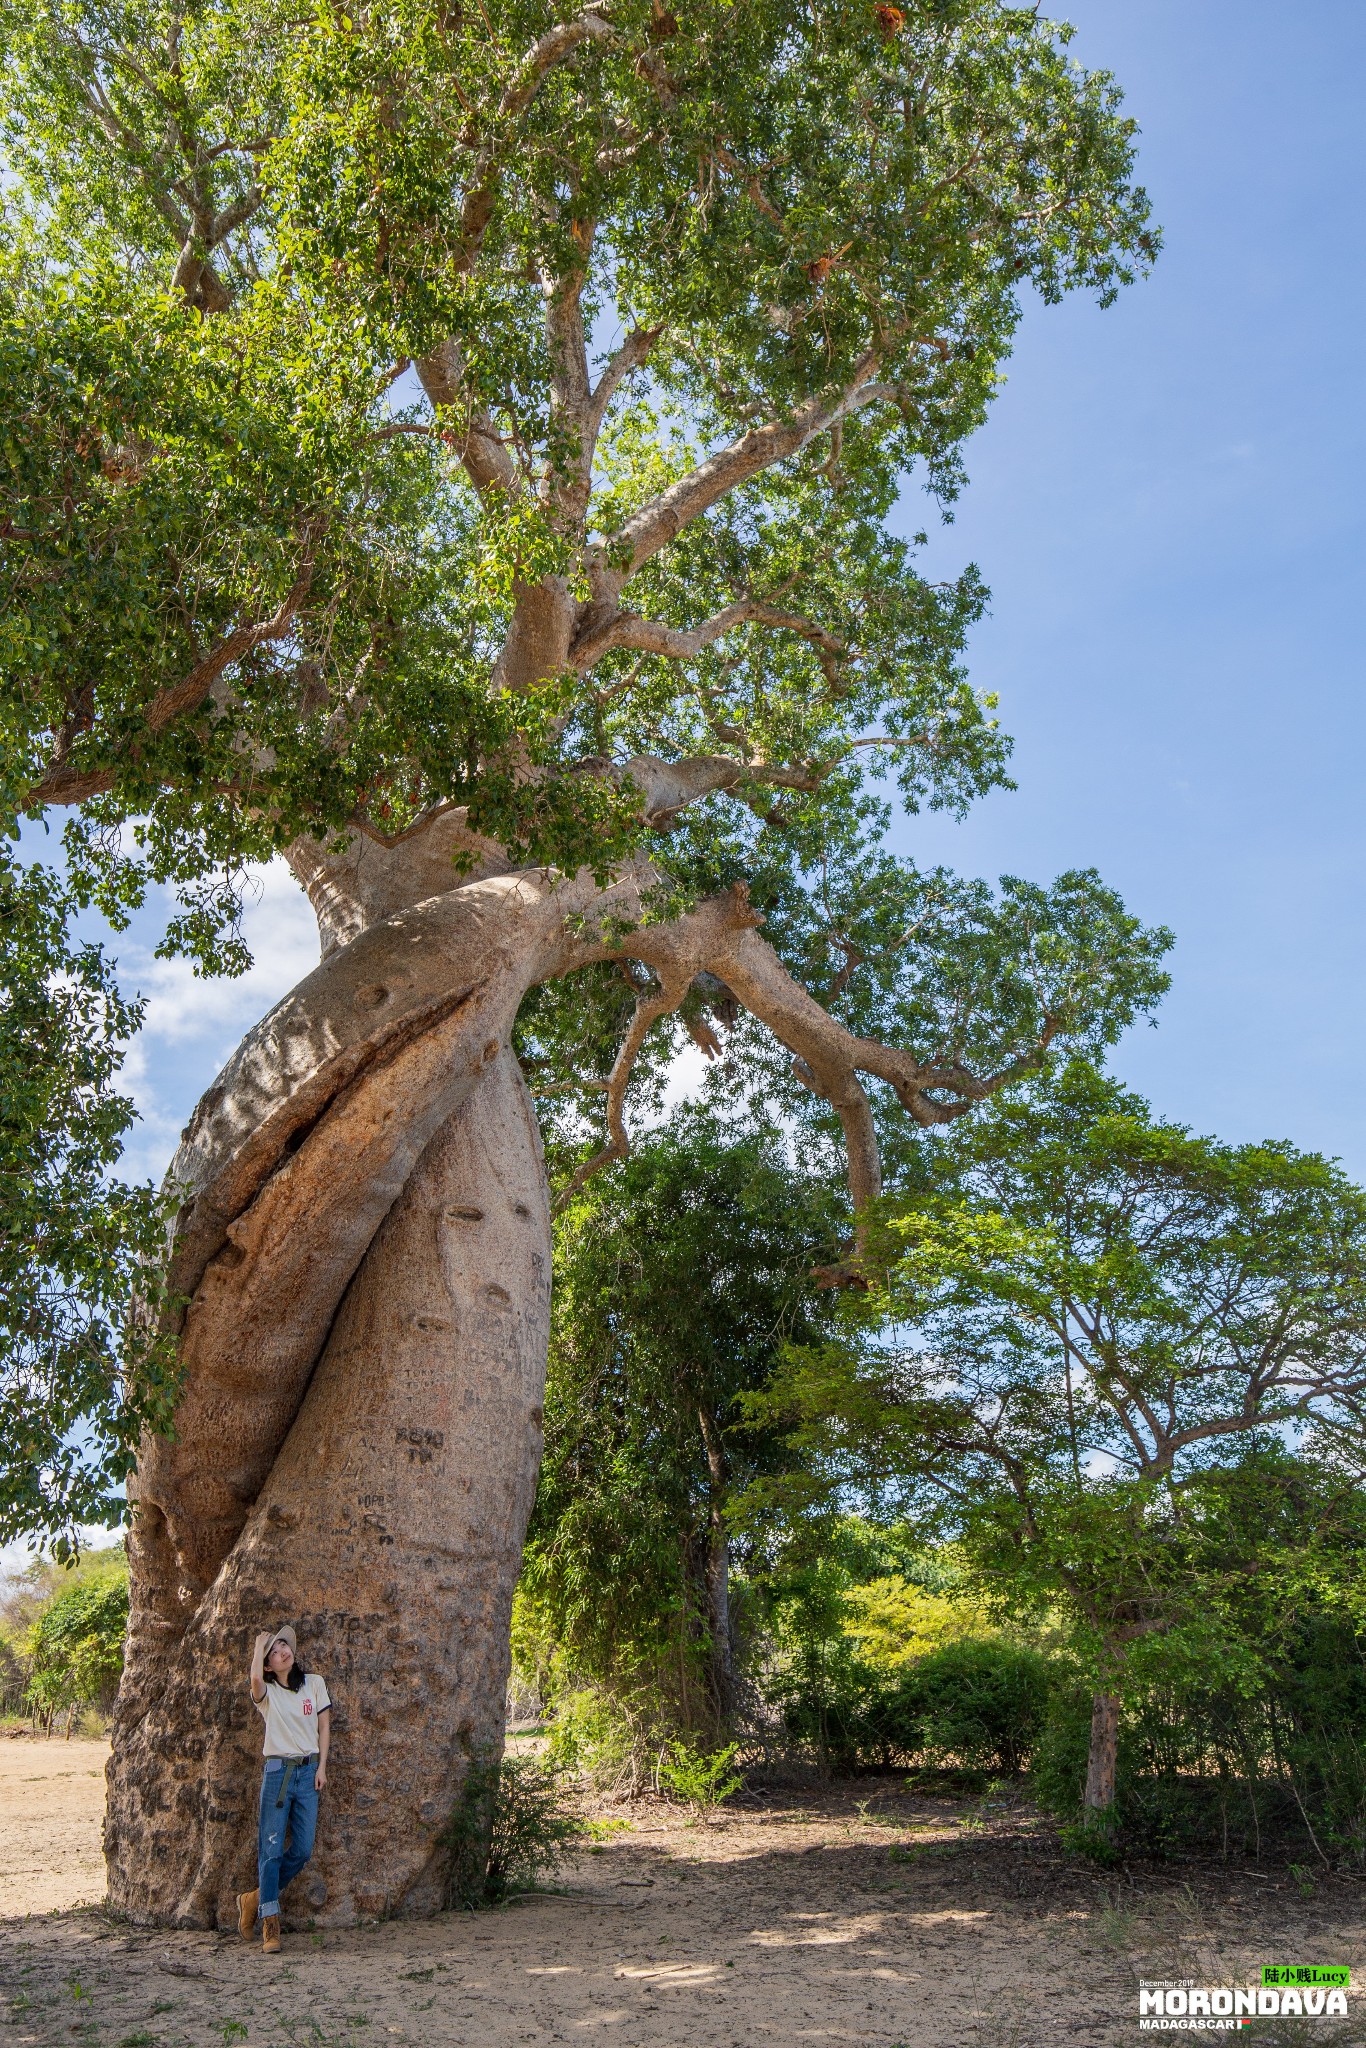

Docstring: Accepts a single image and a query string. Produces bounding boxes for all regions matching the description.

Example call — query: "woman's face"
[266,1640,295,1680]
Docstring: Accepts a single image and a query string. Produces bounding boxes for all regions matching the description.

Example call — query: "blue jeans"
[257,1757,319,1918]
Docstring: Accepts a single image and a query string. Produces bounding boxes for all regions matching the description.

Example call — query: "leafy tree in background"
[0,0,1171,1920]
[25,1568,130,1735]
[748,1063,1366,1833]
[4,1541,130,1733]
[520,1107,843,1740]
[0,858,174,1553]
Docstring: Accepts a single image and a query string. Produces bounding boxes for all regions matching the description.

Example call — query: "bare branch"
[584,323,663,446]
[569,595,848,676]
[551,962,694,1210]
[620,752,820,823]
[208,187,262,246]
[415,339,521,497]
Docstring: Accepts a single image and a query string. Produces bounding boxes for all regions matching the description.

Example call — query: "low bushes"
[442,1755,587,1908]
[1034,1617,1366,1867]
[773,1638,1052,1777]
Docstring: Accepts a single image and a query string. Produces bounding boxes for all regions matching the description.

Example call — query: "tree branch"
[550,961,694,1210]
[415,339,521,497]
[585,345,896,592]
[568,595,847,675]
[584,323,663,447]
[25,536,322,809]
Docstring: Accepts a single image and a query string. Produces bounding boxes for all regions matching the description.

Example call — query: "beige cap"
[264,1625,298,1659]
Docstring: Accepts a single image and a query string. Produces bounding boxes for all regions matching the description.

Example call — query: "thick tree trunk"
[104,845,773,1924]
[107,1052,551,1925]
[1083,1689,1122,1817]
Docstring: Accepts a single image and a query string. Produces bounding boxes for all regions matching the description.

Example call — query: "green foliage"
[541,1687,635,1785]
[0,854,176,1551]
[21,1545,129,1725]
[743,1064,1366,1668]
[894,1640,1051,1776]
[442,1754,586,1909]
[520,1108,844,1737]
[772,1632,1049,1777]
[656,1738,742,1818]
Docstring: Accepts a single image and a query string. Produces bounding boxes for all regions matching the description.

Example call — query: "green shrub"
[657,1739,742,1817]
[544,1687,637,1784]
[775,1638,1051,1775]
[442,1755,587,1908]
[25,1567,128,1729]
[896,1640,1052,1775]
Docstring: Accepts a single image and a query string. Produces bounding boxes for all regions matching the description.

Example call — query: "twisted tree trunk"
[105,840,787,1925]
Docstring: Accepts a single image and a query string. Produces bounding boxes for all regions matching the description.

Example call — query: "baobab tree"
[1,0,1168,1923]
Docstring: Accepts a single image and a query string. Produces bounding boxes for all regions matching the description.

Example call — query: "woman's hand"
[249,1631,270,1703]
[314,1763,327,1792]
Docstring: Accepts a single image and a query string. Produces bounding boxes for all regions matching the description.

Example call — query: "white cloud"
[115,861,318,1184]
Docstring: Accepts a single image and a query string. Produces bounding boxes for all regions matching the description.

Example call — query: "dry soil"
[2,1733,1365,2047]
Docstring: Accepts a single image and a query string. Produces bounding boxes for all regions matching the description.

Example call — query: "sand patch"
[3,1755,1365,2046]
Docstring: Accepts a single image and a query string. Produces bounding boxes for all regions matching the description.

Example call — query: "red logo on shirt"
[303,1700,313,1715]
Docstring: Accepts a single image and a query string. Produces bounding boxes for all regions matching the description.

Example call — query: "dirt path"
[0,1736,109,1918]
[3,1745,1365,2046]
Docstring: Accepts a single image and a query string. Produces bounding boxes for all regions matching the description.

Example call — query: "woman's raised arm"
[249,1631,270,1703]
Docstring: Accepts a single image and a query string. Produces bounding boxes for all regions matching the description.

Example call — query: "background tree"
[0,859,174,1552]
[749,1063,1366,1833]
[519,1106,842,1745]
[0,0,1169,1923]
[0,1541,130,1734]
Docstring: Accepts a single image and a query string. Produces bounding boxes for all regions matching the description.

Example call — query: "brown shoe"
[261,1914,281,1954]
[236,1889,258,1940]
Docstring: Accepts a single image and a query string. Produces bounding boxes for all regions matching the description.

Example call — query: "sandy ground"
[0,1736,110,1917]
[3,1737,1366,2047]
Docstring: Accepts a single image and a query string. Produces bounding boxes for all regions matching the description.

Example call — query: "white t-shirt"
[254,1672,331,1757]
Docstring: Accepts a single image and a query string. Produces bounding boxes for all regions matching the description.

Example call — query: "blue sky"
[902,0,1366,1170]
[101,0,1366,1187]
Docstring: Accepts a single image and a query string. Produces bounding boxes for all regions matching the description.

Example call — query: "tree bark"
[107,1051,551,1925]
[1084,1688,1122,1817]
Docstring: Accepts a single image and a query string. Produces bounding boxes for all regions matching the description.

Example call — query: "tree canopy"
[744,1063,1366,1809]
[0,0,1174,1540]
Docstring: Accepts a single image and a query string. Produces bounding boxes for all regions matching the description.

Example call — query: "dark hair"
[264,1653,307,1692]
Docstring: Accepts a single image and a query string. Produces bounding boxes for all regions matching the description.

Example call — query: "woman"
[236,1624,331,1953]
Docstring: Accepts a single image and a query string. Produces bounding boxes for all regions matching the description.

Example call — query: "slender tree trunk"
[696,1408,734,1731]
[1084,1683,1123,1819]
